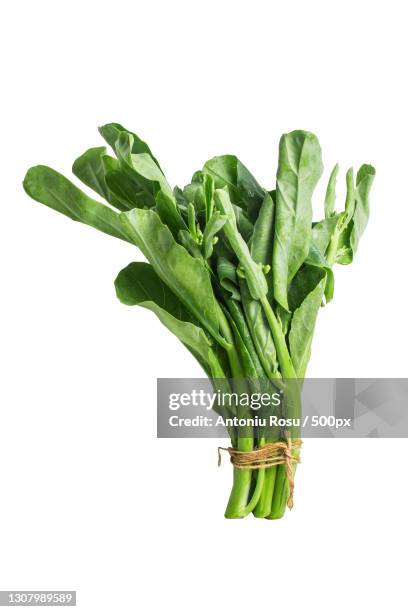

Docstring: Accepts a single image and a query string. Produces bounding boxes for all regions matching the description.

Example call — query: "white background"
[1,1,407,610]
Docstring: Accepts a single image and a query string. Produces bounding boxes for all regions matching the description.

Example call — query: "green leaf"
[324,163,339,218]
[115,260,212,357]
[250,191,275,265]
[335,164,375,265]
[289,277,326,378]
[72,147,109,200]
[115,262,229,380]
[350,164,375,253]
[204,155,265,222]
[312,215,340,255]
[72,147,129,212]
[217,257,240,300]
[155,189,187,236]
[98,122,161,169]
[232,205,254,242]
[288,264,326,313]
[272,130,323,310]
[130,152,173,199]
[276,304,292,336]
[23,166,131,243]
[202,211,227,259]
[119,208,229,348]
[115,132,161,205]
[215,189,268,300]
[102,156,152,209]
[183,172,206,214]
[173,186,189,210]
[335,222,353,264]
[306,243,334,304]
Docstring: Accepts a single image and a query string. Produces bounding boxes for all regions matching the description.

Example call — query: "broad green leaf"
[250,191,275,265]
[119,208,229,348]
[280,255,328,340]
[72,147,129,211]
[23,166,131,243]
[289,277,326,378]
[215,189,268,300]
[116,261,191,315]
[115,132,157,206]
[102,156,152,209]
[273,131,323,310]
[115,262,229,382]
[324,163,339,218]
[115,261,212,360]
[204,155,265,222]
[202,211,227,259]
[72,147,109,200]
[98,122,161,169]
[130,152,173,199]
[288,264,326,313]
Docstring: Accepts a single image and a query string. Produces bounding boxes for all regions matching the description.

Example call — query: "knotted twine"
[218,437,302,510]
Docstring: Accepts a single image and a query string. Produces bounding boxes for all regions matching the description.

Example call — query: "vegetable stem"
[260,296,297,379]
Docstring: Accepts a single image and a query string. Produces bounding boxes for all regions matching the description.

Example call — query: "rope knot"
[218,436,302,510]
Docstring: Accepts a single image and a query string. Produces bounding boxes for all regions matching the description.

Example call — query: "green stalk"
[225,422,266,518]
[259,296,297,379]
[216,304,257,518]
[224,462,253,518]
[268,382,302,519]
[267,464,292,519]
[225,298,267,381]
[259,296,303,518]
[244,468,265,514]
[253,464,277,517]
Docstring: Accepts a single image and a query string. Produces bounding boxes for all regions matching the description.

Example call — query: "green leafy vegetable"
[324,163,339,218]
[204,154,265,222]
[23,165,132,242]
[120,208,229,348]
[115,262,223,378]
[23,125,375,521]
[273,131,323,310]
